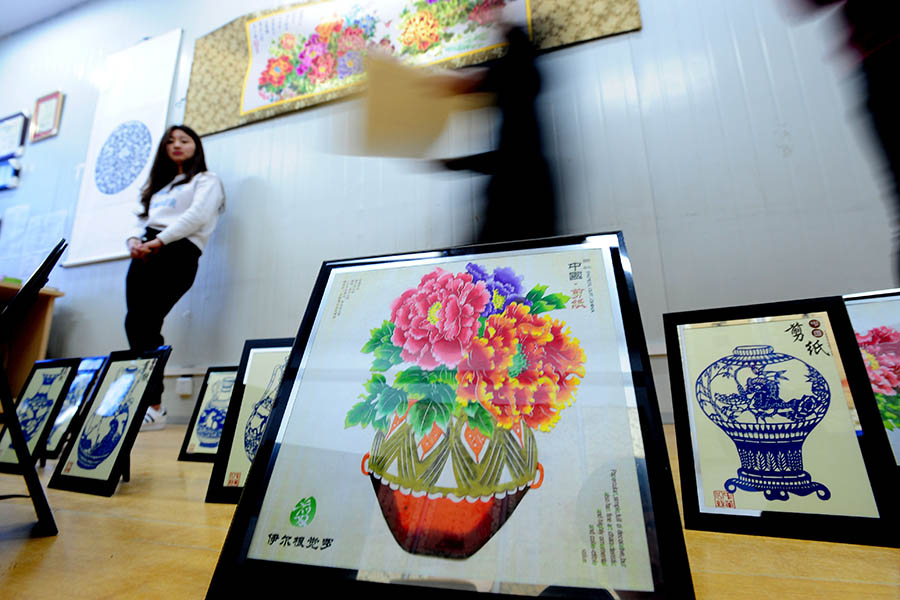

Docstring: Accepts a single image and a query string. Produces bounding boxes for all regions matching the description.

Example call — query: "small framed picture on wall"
[31,92,64,142]
[0,112,28,160]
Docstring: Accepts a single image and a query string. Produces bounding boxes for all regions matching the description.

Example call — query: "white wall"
[0,0,892,421]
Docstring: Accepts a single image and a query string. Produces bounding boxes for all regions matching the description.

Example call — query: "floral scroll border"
[184,0,640,137]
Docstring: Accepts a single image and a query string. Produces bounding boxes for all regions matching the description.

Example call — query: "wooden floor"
[0,425,897,599]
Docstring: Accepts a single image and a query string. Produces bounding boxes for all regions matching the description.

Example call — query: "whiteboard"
[64,29,182,267]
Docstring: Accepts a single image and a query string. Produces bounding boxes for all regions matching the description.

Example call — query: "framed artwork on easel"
[48,347,171,497]
[844,288,900,469]
[44,356,107,460]
[205,339,292,503]
[0,358,80,474]
[207,232,693,598]
[665,297,897,547]
[178,366,238,462]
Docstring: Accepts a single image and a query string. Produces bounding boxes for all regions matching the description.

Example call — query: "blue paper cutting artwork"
[47,358,105,452]
[77,367,138,469]
[695,345,831,501]
[48,374,90,442]
[197,376,235,448]
[244,359,287,461]
[93,120,152,195]
[13,372,61,445]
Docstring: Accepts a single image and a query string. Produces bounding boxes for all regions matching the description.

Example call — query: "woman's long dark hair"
[139,125,207,217]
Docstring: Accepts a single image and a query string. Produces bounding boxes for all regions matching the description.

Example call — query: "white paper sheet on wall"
[0,204,30,256]
[0,206,69,280]
[64,29,182,267]
[0,204,30,280]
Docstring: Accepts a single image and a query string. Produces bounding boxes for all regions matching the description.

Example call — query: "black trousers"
[125,228,201,357]
[861,44,900,281]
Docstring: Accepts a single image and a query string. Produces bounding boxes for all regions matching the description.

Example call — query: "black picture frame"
[664,297,898,547]
[208,233,693,598]
[843,287,900,472]
[47,347,172,497]
[44,355,108,460]
[205,339,293,504]
[178,366,239,463]
[0,358,81,474]
[0,112,28,161]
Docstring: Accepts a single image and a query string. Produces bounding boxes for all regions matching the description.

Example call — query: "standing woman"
[125,125,225,430]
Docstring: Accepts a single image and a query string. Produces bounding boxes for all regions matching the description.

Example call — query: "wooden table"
[0,281,64,403]
[0,425,897,598]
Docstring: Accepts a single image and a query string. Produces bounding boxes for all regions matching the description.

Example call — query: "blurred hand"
[127,238,145,259]
[137,239,163,257]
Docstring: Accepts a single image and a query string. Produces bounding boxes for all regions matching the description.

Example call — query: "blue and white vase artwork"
[77,367,138,470]
[196,376,235,448]
[14,372,61,446]
[696,345,832,501]
[244,359,287,462]
[49,374,90,442]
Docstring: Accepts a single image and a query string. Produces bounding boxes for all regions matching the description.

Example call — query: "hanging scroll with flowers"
[185,0,641,135]
[242,0,528,115]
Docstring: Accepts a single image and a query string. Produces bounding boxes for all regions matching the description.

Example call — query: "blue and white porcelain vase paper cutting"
[197,376,234,448]
[17,372,60,444]
[696,345,831,501]
[49,375,86,440]
[244,362,286,462]
[77,367,138,470]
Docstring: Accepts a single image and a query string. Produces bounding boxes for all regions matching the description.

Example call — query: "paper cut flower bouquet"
[856,326,900,432]
[256,0,513,104]
[347,263,585,558]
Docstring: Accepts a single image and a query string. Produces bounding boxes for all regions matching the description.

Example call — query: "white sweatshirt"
[128,172,226,252]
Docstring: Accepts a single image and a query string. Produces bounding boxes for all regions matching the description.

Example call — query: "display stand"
[0,239,67,537]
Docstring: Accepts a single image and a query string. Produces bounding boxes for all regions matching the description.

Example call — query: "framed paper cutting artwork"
[0,358,80,474]
[47,347,171,497]
[206,340,293,503]
[844,288,900,468]
[207,233,693,598]
[664,298,897,547]
[179,366,239,462]
[44,356,107,460]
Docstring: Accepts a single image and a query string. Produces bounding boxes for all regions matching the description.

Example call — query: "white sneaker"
[141,405,167,431]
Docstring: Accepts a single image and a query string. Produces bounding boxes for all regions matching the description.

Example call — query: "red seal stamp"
[812,329,824,338]
[808,319,821,328]
[713,490,736,508]
[226,472,241,487]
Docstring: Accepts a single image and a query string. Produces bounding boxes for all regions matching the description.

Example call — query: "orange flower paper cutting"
[347,262,586,559]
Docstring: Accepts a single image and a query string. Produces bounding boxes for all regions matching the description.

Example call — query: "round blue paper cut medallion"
[94,121,152,195]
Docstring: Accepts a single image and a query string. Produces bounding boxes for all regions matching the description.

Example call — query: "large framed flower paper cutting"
[0,358,80,473]
[208,233,692,597]
[665,298,897,546]
[48,347,171,497]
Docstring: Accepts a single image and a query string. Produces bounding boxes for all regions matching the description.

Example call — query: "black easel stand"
[0,239,68,537]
